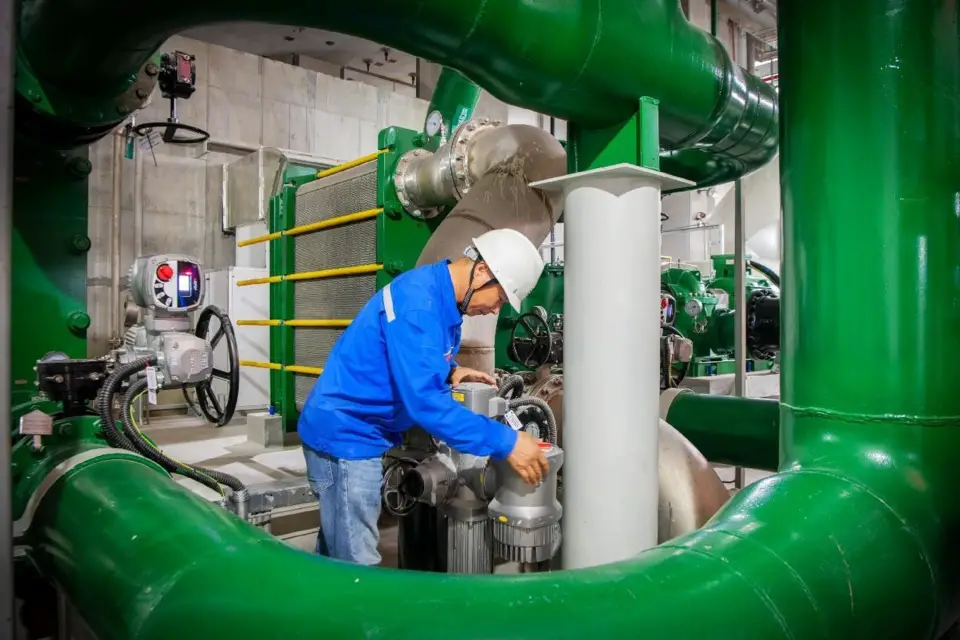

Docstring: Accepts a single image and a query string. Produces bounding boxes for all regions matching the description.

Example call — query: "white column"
[532,164,693,569]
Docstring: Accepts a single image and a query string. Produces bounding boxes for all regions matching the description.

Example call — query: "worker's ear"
[474,260,496,287]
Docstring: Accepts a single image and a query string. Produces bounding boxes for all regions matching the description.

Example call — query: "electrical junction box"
[205,266,270,412]
[452,382,506,418]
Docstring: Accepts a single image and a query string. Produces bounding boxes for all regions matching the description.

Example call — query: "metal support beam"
[733,179,747,490]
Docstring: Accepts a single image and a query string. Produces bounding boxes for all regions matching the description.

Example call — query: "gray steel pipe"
[415,122,566,373]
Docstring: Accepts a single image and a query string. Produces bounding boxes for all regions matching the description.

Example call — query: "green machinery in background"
[494,262,565,371]
[495,254,781,378]
[661,254,780,378]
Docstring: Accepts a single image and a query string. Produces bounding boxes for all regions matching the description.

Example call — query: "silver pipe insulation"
[414,122,567,373]
[110,129,123,344]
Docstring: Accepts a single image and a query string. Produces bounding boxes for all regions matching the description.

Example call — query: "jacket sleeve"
[382,307,517,460]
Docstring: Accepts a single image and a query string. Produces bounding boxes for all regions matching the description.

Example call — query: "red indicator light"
[156,264,174,282]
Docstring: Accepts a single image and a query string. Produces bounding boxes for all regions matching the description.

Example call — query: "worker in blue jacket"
[298,228,550,565]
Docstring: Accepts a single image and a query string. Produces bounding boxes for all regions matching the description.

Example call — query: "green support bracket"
[567,96,661,172]
[638,97,660,171]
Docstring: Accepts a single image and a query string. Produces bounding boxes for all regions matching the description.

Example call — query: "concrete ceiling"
[182,23,418,82]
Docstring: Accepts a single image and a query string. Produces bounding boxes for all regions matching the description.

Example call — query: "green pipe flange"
[15,46,160,147]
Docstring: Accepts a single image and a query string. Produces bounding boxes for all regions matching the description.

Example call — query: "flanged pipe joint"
[393,117,505,219]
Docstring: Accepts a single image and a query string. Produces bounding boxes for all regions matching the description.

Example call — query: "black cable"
[497,374,525,400]
[748,259,780,287]
[120,378,246,493]
[96,357,155,451]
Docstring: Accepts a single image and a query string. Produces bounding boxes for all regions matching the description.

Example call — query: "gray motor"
[488,443,564,563]
[399,381,564,574]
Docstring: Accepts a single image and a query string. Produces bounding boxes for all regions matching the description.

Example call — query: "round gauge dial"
[684,299,704,317]
[425,110,443,137]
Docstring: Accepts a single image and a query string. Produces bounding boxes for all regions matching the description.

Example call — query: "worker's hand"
[506,431,549,485]
[450,366,496,386]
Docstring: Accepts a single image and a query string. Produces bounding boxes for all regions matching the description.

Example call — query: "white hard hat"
[471,229,545,312]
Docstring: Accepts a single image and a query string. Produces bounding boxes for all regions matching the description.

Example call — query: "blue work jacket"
[298,260,518,461]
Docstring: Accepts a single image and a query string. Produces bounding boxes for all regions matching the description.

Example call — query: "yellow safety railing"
[236,319,352,328]
[315,149,387,180]
[237,207,383,248]
[236,263,382,287]
[240,360,322,376]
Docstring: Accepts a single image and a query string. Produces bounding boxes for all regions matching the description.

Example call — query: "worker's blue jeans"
[303,445,383,565]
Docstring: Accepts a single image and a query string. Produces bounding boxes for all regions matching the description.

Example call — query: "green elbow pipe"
[16,0,777,182]
[663,391,779,471]
[421,67,481,150]
[18,438,938,639]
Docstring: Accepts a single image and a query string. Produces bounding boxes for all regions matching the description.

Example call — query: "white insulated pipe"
[533,164,692,569]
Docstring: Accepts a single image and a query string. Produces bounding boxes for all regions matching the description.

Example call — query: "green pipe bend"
[16,0,777,183]
[20,440,940,639]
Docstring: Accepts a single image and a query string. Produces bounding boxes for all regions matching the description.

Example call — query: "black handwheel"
[134,121,210,145]
[193,305,240,426]
[509,311,554,369]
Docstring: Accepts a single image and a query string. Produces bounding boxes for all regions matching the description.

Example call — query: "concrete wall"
[86,35,432,355]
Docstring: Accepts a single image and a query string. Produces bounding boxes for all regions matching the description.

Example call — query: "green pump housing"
[661,254,779,377]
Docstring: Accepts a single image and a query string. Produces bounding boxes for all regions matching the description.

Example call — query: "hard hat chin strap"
[458,259,480,315]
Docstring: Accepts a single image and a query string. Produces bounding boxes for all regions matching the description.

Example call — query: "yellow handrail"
[285,365,324,376]
[236,319,352,328]
[237,263,382,287]
[237,207,383,248]
[315,149,387,180]
[239,360,321,376]
[239,360,283,371]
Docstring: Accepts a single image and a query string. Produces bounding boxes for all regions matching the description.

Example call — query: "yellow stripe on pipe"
[285,319,352,328]
[236,319,281,327]
[236,276,283,286]
[316,149,387,180]
[239,360,283,371]
[285,365,324,376]
[236,231,282,248]
[284,263,382,282]
[285,208,382,238]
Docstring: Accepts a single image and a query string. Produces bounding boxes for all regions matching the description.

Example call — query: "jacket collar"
[437,260,463,328]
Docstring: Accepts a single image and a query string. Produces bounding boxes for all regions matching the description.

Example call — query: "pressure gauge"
[425,110,443,137]
[684,299,704,317]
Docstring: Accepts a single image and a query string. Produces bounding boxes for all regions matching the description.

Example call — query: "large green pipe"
[16,0,777,184]
[664,391,779,471]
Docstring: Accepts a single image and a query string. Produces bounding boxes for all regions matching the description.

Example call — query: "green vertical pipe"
[422,67,481,149]
[665,392,779,471]
[16,0,777,185]
[779,0,960,631]
[711,0,718,36]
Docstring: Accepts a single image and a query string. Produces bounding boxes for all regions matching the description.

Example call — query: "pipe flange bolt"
[449,117,503,199]
[393,148,440,220]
